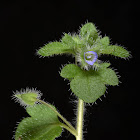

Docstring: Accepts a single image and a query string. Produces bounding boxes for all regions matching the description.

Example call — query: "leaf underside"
[15,104,62,140]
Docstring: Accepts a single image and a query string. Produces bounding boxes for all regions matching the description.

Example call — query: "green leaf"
[37,42,74,57]
[80,23,98,45]
[72,35,82,45]
[61,33,76,46]
[80,23,98,38]
[60,62,118,103]
[98,68,119,86]
[64,63,118,103]
[100,36,110,46]
[100,62,111,69]
[100,45,130,58]
[60,64,81,79]
[70,71,106,103]
[15,104,62,140]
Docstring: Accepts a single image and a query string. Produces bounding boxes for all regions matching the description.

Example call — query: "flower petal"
[84,51,98,65]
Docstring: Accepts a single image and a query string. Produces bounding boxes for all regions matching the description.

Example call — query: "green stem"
[59,123,77,136]
[76,98,84,140]
[37,99,77,136]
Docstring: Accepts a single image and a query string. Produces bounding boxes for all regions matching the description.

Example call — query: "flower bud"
[12,88,42,107]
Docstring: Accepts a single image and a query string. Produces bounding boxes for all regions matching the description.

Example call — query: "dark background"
[1,0,138,139]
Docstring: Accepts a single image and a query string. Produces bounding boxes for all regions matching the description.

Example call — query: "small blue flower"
[84,51,98,66]
[76,47,100,71]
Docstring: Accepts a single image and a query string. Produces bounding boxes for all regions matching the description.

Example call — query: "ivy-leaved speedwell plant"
[12,22,130,140]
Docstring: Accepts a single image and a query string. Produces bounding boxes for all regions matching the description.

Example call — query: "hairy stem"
[76,98,84,140]
[37,99,77,136]
[59,123,77,136]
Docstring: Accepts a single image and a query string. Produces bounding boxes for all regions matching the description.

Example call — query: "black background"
[2,0,138,139]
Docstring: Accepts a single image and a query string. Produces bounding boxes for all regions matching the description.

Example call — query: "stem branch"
[59,123,77,136]
[37,99,77,136]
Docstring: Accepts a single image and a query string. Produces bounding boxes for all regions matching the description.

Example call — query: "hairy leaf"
[99,62,111,69]
[101,45,130,58]
[80,23,98,45]
[70,71,106,103]
[61,33,76,46]
[38,42,74,57]
[98,68,119,86]
[15,104,62,140]
[62,63,119,103]
[100,36,110,46]
[60,64,81,79]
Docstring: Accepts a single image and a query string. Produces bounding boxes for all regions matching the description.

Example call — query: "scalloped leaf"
[70,71,106,103]
[60,63,119,103]
[37,42,75,57]
[60,64,81,79]
[100,45,130,58]
[98,68,119,86]
[15,104,62,140]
